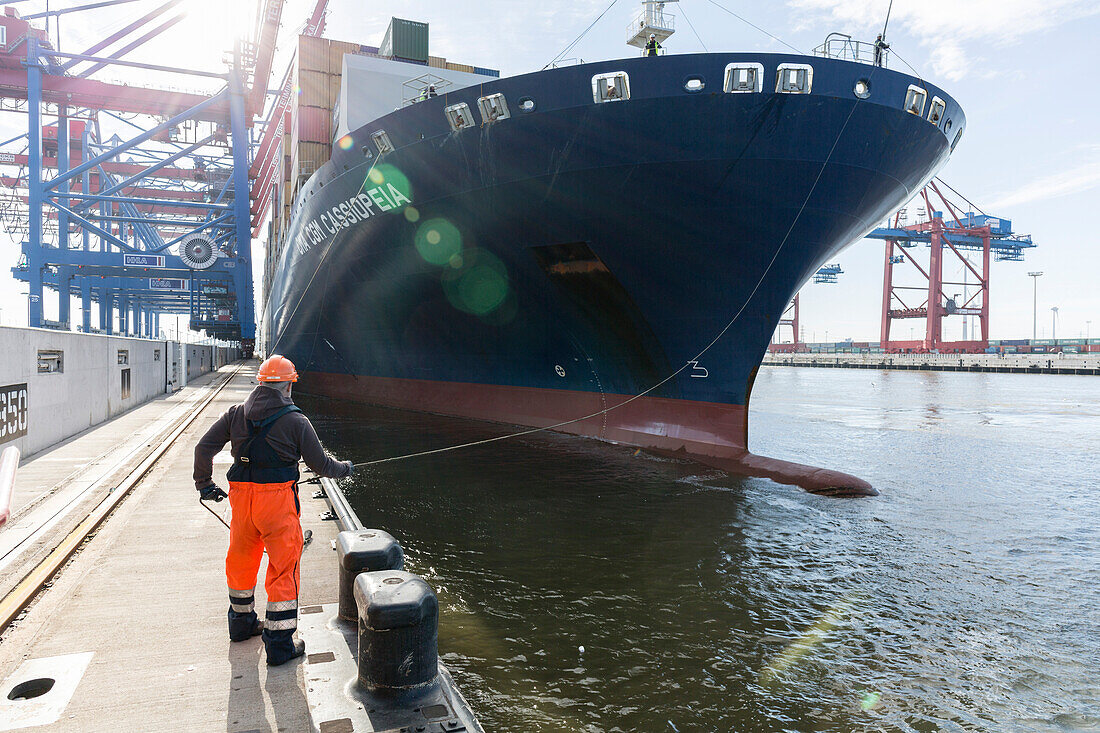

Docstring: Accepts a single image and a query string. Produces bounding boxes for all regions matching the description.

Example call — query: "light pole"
[1088,320,1092,341]
[1051,307,1058,341]
[1028,272,1043,340]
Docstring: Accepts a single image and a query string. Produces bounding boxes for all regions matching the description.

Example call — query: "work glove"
[342,461,355,477]
[198,483,228,502]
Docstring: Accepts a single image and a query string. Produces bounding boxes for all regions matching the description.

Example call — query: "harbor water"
[302,368,1100,733]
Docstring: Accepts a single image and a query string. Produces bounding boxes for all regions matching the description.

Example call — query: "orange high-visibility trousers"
[225,481,303,629]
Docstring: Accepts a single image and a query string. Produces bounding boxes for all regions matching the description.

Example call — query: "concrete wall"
[0,326,240,458]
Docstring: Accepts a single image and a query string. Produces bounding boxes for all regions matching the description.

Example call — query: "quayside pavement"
[0,361,343,732]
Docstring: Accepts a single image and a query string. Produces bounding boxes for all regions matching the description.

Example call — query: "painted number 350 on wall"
[0,383,28,444]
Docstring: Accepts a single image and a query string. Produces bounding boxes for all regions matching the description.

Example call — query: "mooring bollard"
[336,530,404,622]
[353,571,438,694]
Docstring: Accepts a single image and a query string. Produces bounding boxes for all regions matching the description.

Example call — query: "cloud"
[988,157,1100,209]
[787,0,1100,79]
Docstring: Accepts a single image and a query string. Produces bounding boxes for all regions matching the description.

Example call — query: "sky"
[0,0,1097,342]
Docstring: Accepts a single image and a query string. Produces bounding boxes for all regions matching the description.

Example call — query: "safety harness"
[226,405,302,487]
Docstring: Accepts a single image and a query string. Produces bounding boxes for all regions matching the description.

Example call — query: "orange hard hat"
[257,354,298,383]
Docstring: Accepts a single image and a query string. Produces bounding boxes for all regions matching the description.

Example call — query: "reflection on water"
[301,368,1100,733]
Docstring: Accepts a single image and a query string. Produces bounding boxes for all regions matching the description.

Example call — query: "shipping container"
[298,34,329,74]
[1058,338,1086,345]
[1032,346,1048,353]
[1033,339,1055,346]
[296,69,337,109]
[446,61,475,73]
[1002,346,1017,353]
[1001,338,1029,346]
[328,39,360,74]
[1089,339,1100,345]
[473,66,501,78]
[294,141,331,176]
[380,17,429,63]
[1063,346,1080,353]
[428,55,448,68]
[295,106,330,144]
[988,339,1000,346]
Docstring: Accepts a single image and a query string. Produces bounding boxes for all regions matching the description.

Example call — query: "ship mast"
[627,0,678,49]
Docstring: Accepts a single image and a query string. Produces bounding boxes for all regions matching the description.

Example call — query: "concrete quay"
[763,352,1100,375]
[0,363,341,732]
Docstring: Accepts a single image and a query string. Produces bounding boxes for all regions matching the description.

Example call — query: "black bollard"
[336,530,403,622]
[354,571,438,694]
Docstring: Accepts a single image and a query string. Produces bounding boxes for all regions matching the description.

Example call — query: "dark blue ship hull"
[266,53,963,494]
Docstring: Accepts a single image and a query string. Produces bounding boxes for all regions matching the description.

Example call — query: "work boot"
[263,628,305,666]
[228,609,263,642]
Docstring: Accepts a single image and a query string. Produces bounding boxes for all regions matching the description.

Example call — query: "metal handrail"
[812,33,888,67]
[320,476,362,531]
[0,446,21,529]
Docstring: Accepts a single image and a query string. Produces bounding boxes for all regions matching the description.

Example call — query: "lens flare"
[757,595,858,687]
[442,248,510,316]
[860,691,881,711]
[404,206,420,223]
[414,218,462,266]
[366,164,412,202]
[337,135,353,151]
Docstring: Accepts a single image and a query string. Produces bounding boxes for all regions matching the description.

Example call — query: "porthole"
[518,97,536,112]
[943,118,953,134]
[853,78,871,99]
[684,76,705,93]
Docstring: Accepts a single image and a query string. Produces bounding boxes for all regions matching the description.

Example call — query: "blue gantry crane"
[0,0,309,355]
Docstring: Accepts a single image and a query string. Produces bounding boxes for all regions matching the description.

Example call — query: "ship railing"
[626,9,674,46]
[401,73,453,108]
[812,33,888,67]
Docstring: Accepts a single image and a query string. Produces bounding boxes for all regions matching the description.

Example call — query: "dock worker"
[873,34,889,67]
[194,354,354,666]
[645,33,661,57]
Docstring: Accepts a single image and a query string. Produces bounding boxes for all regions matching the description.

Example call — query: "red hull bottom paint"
[302,371,875,497]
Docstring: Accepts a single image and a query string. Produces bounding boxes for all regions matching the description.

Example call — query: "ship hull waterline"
[302,370,874,495]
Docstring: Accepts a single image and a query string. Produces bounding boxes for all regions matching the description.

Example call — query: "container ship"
[264,12,965,496]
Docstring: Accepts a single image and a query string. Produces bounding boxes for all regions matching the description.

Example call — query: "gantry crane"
[0,0,330,355]
[866,179,1036,353]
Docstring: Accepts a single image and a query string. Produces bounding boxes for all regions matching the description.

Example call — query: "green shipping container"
[380,17,429,63]
[988,339,1000,346]
[1033,339,1055,346]
[1058,339,1085,345]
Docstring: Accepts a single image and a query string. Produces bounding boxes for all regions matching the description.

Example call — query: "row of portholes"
[359,63,957,160]
[364,92,537,157]
[590,62,815,102]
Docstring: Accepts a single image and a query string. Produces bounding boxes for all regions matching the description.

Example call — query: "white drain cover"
[0,652,93,731]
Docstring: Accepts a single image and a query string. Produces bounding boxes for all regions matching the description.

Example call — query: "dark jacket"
[193,385,351,489]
